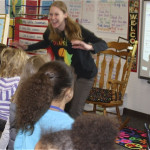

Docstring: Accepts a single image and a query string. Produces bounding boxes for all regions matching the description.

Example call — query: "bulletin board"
[62,0,129,41]
[4,0,140,71]
[14,17,54,60]
[5,0,129,41]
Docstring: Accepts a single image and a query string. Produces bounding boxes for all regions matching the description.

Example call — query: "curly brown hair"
[16,60,74,134]
[36,130,73,150]
[71,114,119,150]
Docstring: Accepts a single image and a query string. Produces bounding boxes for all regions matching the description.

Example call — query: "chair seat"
[87,87,122,104]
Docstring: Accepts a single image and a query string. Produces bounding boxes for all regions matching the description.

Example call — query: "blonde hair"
[0,47,28,78]
[49,1,82,41]
[12,54,51,103]
[20,54,51,80]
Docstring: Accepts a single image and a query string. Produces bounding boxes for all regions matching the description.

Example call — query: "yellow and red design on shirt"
[52,39,72,66]
[58,48,72,66]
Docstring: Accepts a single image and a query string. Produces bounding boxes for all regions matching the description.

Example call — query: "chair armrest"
[108,79,127,85]
[108,80,126,101]
[108,80,127,96]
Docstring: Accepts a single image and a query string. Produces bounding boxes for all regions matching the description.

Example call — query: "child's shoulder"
[38,110,74,128]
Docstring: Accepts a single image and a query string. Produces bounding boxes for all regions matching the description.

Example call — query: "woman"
[14,61,75,149]
[13,1,108,118]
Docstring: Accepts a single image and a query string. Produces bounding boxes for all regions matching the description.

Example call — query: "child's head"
[20,54,51,81]
[0,47,28,77]
[11,54,51,103]
[37,60,74,102]
[35,114,119,150]
[16,60,75,133]
[71,114,119,150]
[35,130,73,150]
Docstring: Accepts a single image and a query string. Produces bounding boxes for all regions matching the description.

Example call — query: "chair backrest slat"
[93,53,100,87]
[99,55,106,88]
[106,56,114,89]
[115,57,121,81]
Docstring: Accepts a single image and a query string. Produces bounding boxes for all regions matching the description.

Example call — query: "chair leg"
[116,106,130,130]
[116,106,122,124]
[103,108,107,116]
[93,104,96,113]
[119,117,130,130]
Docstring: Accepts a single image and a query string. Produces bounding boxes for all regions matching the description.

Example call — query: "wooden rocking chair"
[85,41,138,129]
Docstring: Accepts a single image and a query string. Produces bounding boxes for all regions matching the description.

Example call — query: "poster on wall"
[25,0,38,19]
[0,16,5,43]
[39,0,53,16]
[14,17,54,59]
[6,0,130,42]
[81,0,96,31]
[0,14,10,44]
[62,0,82,22]
[14,17,48,42]
[6,0,24,18]
[0,0,5,14]
[96,0,128,40]
[128,0,140,72]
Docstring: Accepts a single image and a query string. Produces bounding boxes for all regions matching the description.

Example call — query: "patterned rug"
[116,126,148,150]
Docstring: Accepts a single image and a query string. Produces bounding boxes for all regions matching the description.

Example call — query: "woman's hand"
[12,41,28,50]
[71,40,94,51]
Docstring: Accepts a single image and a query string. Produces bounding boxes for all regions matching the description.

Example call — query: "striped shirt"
[0,77,20,121]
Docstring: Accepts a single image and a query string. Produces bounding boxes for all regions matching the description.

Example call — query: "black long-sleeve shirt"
[27,25,108,79]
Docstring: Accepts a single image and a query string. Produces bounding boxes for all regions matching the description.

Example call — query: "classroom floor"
[84,104,150,150]
[115,108,150,150]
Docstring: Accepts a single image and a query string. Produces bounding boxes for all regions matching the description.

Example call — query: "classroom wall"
[97,0,150,115]
[123,0,150,115]
[126,72,150,115]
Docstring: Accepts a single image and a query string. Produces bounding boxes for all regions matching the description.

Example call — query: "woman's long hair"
[48,1,82,42]
[16,61,74,134]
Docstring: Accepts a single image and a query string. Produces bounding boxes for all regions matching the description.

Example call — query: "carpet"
[116,126,148,150]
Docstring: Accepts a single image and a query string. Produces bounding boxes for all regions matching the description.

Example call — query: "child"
[35,114,119,150]
[0,54,51,150]
[14,60,75,149]
[0,47,28,132]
